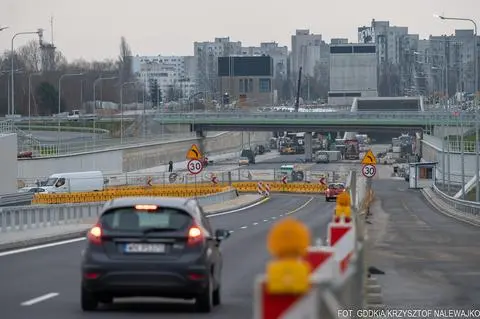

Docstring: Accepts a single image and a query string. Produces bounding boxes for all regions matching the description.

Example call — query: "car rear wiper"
[142,227,177,235]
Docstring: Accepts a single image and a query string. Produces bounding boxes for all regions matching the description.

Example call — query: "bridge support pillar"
[304,132,313,162]
[196,130,206,155]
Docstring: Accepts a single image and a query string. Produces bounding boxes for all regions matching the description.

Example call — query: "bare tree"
[18,40,41,72]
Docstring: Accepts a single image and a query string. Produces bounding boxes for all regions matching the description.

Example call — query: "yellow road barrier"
[232,182,327,194]
[33,185,230,205]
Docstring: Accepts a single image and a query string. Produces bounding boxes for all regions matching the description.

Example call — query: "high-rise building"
[194,37,242,99]
[328,43,378,106]
[290,29,328,78]
[132,55,197,100]
[241,42,288,80]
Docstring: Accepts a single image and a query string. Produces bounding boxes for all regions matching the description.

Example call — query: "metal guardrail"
[155,111,478,126]
[0,193,34,207]
[431,183,480,216]
[0,188,238,233]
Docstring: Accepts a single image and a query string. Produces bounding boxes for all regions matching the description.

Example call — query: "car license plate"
[124,243,165,253]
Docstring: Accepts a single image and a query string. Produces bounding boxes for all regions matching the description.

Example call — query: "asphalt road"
[368,180,480,308]
[0,195,335,319]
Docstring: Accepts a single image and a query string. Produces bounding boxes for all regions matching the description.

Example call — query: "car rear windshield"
[328,184,345,189]
[100,207,193,231]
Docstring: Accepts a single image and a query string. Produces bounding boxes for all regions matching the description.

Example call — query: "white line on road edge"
[285,197,314,215]
[0,197,271,257]
[21,293,59,306]
[0,238,85,257]
[207,197,270,218]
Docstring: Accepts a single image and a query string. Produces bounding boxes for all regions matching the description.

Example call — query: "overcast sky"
[0,0,479,62]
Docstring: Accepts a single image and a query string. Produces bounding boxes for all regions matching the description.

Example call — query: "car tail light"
[87,224,102,245]
[187,225,204,246]
[188,273,205,280]
[84,272,100,279]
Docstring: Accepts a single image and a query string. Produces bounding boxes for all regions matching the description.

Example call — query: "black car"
[81,197,230,312]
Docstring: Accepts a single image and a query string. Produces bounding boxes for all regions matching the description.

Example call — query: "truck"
[41,171,105,193]
[344,139,360,160]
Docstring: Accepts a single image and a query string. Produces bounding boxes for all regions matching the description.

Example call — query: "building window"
[239,79,244,93]
[248,79,253,92]
[259,78,271,93]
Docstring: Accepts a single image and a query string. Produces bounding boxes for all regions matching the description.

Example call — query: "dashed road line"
[21,293,59,306]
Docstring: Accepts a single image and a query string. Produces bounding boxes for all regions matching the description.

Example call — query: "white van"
[42,171,104,193]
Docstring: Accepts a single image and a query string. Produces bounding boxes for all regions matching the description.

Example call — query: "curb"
[0,196,271,253]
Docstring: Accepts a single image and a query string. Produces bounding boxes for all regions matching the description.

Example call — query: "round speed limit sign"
[187,159,204,175]
[362,164,376,178]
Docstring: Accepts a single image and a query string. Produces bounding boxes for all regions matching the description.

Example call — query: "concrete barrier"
[18,131,272,179]
[0,188,239,233]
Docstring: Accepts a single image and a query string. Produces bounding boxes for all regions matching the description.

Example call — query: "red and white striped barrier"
[254,242,340,319]
[265,184,271,197]
[257,182,265,195]
[327,221,356,273]
[254,278,321,319]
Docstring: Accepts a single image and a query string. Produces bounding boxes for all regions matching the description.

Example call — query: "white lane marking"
[207,197,270,217]
[21,293,59,306]
[240,226,248,229]
[0,238,85,257]
[0,197,272,257]
[263,219,268,222]
[285,197,314,215]
[253,222,258,226]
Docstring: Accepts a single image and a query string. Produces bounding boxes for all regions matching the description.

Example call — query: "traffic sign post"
[187,159,203,175]
[362,164,376,178]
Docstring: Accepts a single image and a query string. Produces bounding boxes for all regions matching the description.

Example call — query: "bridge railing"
[156,110,477,124]
[431,183,480,216]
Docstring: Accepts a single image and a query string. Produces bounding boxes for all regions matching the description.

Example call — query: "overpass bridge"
[155,111,474,132]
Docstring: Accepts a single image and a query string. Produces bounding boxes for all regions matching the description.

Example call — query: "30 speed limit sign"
[362,164,376,178]
[187,159,203,175]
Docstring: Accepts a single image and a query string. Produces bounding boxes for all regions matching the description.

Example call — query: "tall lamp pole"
[11,29,43,116]
[435,14,478,201]
[93,76,118,145]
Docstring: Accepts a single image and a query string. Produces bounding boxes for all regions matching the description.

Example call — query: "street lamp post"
[120,81,139,144]
[93,76,118,145]
[11,29,43,116]
[435,14,479,201]
[58,73,83,141]
[28,72,42,132]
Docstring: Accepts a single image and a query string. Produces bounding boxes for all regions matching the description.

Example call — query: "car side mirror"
[215,229,231,241]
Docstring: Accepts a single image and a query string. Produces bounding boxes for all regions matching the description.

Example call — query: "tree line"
[0,37,137,116]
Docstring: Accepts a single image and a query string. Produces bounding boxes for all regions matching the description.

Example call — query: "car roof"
[102,196,193,212]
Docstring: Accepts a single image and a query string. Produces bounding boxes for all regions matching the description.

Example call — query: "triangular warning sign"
[186,144,202,160]
[361,149,377,165]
